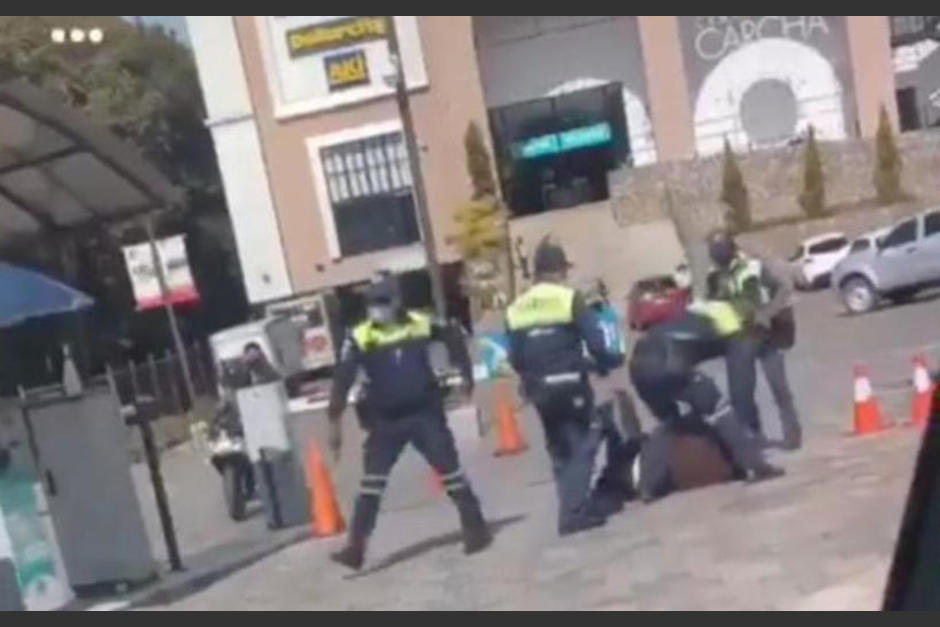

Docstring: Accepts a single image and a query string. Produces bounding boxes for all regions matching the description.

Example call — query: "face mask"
[368,304,396,325]
[708,241,736,268]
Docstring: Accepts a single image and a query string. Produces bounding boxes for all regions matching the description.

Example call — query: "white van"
[789,232,851,290]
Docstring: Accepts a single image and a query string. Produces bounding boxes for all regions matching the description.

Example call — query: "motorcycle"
[208,402,256,521]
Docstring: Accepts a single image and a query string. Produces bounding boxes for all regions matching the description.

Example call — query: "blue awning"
[0,262,92,328]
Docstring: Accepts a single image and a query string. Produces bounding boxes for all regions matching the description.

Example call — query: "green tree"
[464,121,497,200]
[450,121,515,314]
[453,122,504,259]
[720,138,751,232]
[873,105,903,204]
[451,199,506,260]
[798,125,826,218]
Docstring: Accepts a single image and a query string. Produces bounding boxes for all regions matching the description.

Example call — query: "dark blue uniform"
[506,282,623,534]
[629,306,780,499]
[328,310,487,551]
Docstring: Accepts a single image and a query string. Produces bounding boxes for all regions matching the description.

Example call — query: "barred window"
[890,16,939,46]
[320,132,420,256]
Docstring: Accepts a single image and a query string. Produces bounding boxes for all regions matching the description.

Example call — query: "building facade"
[186,16,905,308]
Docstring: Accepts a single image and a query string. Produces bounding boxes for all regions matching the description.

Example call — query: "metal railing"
[96,343,217,417]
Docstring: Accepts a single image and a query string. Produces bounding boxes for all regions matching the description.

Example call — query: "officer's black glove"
[327,418,343,462]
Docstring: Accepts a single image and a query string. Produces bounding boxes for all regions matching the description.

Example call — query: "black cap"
[365,273,400,305]
[534,238,572,276]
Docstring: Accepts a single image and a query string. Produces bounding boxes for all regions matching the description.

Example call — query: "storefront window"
[488,83,630,216]
[891,16,940,131]
[319,132,420,256]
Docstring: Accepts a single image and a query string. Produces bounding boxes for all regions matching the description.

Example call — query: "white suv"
[789,232,851,290]
[833,209,940,314]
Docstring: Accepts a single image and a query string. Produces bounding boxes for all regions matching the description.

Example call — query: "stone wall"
[737,200,927,261]
[609,129,940,228]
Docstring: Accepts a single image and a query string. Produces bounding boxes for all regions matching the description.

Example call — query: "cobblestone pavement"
[148,428,918,611]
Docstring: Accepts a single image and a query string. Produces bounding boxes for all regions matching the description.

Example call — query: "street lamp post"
[384,17,447,320]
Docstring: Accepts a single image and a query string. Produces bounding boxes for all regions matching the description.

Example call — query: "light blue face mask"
[368,304,396,325]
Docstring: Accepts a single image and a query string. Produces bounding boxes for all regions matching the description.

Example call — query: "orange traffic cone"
[493,381,527,456]
[910,354,933,429]
[304,440,346,537]
[852,365,890,436]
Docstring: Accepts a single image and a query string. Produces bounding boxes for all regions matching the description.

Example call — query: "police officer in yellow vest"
[327,274,490,570]
[506,239,623,536]
[706,230,802,450]
[629,300,784,500]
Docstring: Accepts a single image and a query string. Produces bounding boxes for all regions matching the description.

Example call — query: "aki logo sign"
[325,50,370,92]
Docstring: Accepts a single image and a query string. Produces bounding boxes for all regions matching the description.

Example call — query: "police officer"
[629,301,784,500]
[327,274,490,571]
[706,230,802,450]
[505,240,623,536]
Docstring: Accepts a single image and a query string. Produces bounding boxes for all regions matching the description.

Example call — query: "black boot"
[451,487,491,555]
[586,489,625,517]
[746,463,785,483]
[559,511,607,537]
[330,540,366,571]
[781,424,803,451]
[462,522,492,555]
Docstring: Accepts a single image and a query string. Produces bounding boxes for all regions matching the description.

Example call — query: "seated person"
[242,342,281,386]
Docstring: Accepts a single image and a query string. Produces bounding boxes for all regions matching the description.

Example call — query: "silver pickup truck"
[832,208,940,314]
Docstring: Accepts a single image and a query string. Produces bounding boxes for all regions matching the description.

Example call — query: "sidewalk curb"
[131,528,310,609]
[75,527,311,611]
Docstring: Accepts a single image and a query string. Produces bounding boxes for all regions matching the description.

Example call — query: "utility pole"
[385,17,447,319]
[143,216,198,432]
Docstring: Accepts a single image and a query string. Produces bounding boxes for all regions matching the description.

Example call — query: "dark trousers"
[726,336,802,446]
[532,383,602,532]
[348,403,485,543]
[630,359,766,484]
[591,392,643,505]
[636,408,754,499]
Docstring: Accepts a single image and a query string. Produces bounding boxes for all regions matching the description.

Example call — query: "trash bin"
[256,448,309,530]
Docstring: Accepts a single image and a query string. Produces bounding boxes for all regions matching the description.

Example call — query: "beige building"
[185,16,902,312]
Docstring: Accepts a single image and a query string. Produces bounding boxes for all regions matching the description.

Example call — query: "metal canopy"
[0,79,181,243]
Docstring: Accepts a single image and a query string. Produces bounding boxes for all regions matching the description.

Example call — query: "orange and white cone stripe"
[910,355,933,429]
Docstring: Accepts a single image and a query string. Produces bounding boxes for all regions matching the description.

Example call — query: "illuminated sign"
[513,123,613,159]
[325,50,370,91]
[518,134,560,159]
[559,123,613,151]
[287,16,387,59]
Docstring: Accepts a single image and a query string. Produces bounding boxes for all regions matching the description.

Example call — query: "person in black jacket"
[327,274,489,571]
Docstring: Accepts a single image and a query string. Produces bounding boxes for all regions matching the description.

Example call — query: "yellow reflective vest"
[352,311,432,352]
[506,283,576,330]
[687,300,743,337]
[722,255,769,304]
